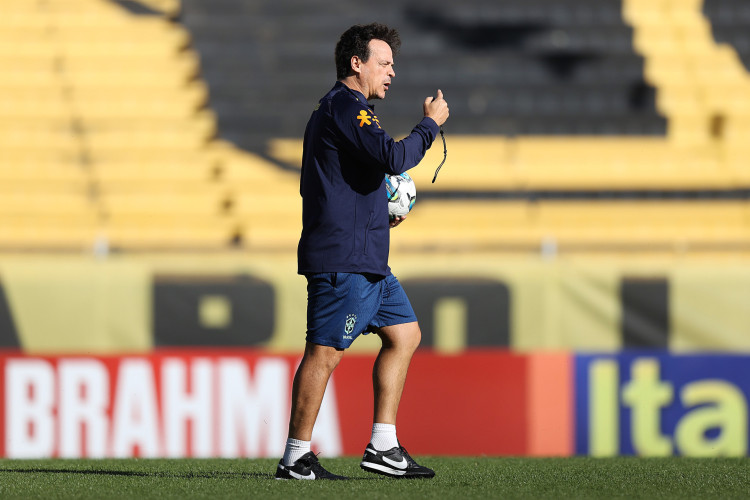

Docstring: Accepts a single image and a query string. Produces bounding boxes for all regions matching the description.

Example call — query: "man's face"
[359,39,395,100]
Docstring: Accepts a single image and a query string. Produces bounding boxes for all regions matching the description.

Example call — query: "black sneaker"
[275,451,347,480]
[360,443,435,479]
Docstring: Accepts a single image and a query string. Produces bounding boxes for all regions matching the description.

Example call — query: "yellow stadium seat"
[388,201,535,251]
[232,191,301,218]
[52,25,190,45]
[93,159,216,184]
[73,101,201,120]
[59,40,187,57]
[722,115,750,145]
[241,225,301,251]
[210,142,302,186]
[0,97,72,119]
[702,85,750,117]
[670,0,710,27]
[86,149,210,165]
[519,156,729,190]
[0,189,95,216]
[622,0,669,26]
[388,199,750,252]
[86,130,209,152]
[632,25,681,55]
[3,0,748,257]
[0,161,87,183]
[70,80,207,105]
[690,49,748,86]
[62,51,199,77]
[0,215,99,251]
[63,72,194,90]
[0,41,60,57]
[0,0,235,253]
[0,128,79,149]
[103,214,235,251]
[138,0,181,18]
[413,136,519,190]
[100,186,230,217]
[408,201,531,227]
[643,57,690,86]
[667,114,714,146]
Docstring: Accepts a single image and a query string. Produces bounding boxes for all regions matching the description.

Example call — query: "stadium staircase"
[1,0,750,255]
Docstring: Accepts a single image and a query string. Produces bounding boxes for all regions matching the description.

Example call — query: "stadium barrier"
[576,352,749,457]
[3,254,750,353]
[0,350,568,458]
[2,350,747,458]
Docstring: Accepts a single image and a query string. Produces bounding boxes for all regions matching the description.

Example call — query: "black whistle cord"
[432,126,447,183]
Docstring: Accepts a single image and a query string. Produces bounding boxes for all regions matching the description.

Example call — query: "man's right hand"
[424,89,450,127]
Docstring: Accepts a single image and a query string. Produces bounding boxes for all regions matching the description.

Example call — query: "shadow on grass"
[0,468,273,480]
[0,468,381,481]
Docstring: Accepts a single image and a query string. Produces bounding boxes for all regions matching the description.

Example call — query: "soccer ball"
[385,172,417,218]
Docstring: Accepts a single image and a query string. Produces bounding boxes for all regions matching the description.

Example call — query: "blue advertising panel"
[576,352,750,456]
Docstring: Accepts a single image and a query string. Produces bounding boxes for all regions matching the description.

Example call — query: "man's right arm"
[423,89,450,127]
[333,98,441,175]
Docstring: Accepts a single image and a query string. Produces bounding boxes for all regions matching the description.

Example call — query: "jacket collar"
[334,81,373,109]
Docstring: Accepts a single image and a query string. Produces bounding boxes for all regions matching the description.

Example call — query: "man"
[275,23,449,481]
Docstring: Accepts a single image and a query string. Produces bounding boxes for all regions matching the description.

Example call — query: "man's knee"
[403,323,422,351]
[378,321,422,351]
[302,341,345,372]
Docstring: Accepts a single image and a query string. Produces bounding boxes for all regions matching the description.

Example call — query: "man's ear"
[350,55,361,74]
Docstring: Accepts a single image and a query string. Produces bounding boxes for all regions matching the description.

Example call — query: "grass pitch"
[0,456,749,499]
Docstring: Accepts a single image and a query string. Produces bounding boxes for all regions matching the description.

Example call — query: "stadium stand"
[1,0,749,255]
[180,0,665,143]
[391,199,750,253]
[0,0,300,252]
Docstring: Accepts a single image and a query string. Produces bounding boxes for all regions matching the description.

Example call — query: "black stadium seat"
[179,0,666,145]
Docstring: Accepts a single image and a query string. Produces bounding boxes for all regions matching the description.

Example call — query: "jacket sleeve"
[332,99,440,175]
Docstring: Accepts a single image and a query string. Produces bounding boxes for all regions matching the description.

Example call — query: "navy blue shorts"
[305,272,417,349]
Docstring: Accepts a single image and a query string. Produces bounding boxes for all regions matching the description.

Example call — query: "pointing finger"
[436,89,443,100]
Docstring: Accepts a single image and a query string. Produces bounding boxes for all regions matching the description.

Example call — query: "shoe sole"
[360,461,434,479]
[275,475,347,481]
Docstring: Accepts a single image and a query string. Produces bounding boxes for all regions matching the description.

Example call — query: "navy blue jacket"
[297,82,439,276]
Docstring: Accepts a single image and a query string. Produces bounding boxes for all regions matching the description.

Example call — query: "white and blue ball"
[385,172,417,218]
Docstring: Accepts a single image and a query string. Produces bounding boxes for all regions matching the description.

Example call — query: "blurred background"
[1,0,750,459]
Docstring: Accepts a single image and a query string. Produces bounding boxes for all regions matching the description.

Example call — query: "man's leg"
[289,341,345,441]
[276,341,346,480]
[372,321,421,424]
[360,321,435,478]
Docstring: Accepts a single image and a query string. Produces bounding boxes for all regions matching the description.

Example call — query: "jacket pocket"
[363,211,374,255]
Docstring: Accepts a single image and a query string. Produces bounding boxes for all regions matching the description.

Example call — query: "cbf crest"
[343,313,357,340]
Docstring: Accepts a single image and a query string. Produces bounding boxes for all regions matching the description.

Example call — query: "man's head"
[335,23,401,100]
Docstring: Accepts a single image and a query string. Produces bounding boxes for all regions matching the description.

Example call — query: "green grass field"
[1,456,749,499]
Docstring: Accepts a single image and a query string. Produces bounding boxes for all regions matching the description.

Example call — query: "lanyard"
[431,127,447,183]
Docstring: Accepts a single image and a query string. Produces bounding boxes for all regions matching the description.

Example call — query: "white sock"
[282,438,311,466]
[370,423,399,451]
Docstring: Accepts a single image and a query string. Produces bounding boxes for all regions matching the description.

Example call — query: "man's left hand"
[390,215,406,228]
